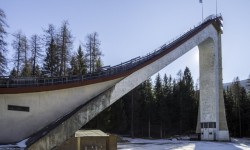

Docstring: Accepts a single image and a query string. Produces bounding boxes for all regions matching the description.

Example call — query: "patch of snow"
[178,136,190,140]
[118,137,250,150]
[16,138,28,148]
[0,138,28,149]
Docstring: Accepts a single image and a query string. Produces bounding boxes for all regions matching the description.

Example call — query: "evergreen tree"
[143,79,154,137]
[162,74,173,137]
[175,70,184,134]
[84,96,128,135]
[43,38,58,77]
[108,99,128,133]
[239,87,250,137]
[33,64,41,77]
[43,24,59,76]
[69,45,87,76]
[231,77,242,137]
[170,68,197,135]
[247,75,250,95]
[224,77,250,137]
[44,24,56,45]
[95,57,102,72]
[224,87,234,136]
[182,67,197,133]
[0,9,8,75]
[171,78,180,134]
[10,67,17,77]
[153,73,164,137]
[224,77,249,137]
[21,62,31,77]
[69,54,78,75]
[154,73,163,99]
[76,45,87,75]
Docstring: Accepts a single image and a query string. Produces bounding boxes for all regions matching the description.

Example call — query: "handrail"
[0,14,223,88]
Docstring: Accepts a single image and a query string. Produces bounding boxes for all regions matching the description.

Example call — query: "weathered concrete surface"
[198,27,229,141]
[27,23,229,149]
[218,33,230,140]
[27,86,115,150]
[0,78,122,143]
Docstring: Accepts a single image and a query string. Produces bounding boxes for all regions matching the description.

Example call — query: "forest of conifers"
[85,69,250,138]
[1,9,250,138]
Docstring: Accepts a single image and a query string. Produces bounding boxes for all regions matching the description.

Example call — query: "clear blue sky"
[1,0,249,83]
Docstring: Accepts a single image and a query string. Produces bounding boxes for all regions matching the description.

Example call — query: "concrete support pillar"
[198,34,229,141]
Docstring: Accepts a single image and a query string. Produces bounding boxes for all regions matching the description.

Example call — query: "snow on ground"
[0,138,27,150]
[118,137,250,150]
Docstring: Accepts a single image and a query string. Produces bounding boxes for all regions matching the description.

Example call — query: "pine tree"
[182,67,197,133]
[176,69,185,134]
[42,24,59,77]
[0,9,8,75]
[224,77,250,137]
[224,87,234,136]
[43,38,58,77]
[76,45,87,75]
[239,87,250,137]
[21,62,31,77]
[69,54,78,75]
[33,64,41,77]
[171,78,180,134]
[10,67,17,77]
[247,75,250,95]
[109,99,128,134]
[162,74,173,137]
[231,77,242,137]
[154,73,163,102]
[154,73,164,138]
[95,57,102,71]
[144,79,154,137]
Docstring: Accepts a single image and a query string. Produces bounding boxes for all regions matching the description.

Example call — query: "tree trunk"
[131,91,134,138]
[160,121,163,138]
[148,117,151,138]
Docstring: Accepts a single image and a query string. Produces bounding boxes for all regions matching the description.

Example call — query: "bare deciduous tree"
[85,32,102,73]
[30,34,43,76]
[0,9,8,75]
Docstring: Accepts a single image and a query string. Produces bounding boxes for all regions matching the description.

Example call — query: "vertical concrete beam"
[217,33,230,141]
[198,33,229,141]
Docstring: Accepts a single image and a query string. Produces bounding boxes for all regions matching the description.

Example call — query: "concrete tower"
[197,17,230,141]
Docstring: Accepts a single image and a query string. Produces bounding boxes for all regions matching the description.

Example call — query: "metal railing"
[0,15,222,88]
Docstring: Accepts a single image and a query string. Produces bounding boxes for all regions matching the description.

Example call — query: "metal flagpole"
[216,0,217,16]
[202,2,203,21]
[200,0,203,21]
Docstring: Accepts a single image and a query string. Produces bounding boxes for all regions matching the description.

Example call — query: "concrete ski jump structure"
[0,15,229,149]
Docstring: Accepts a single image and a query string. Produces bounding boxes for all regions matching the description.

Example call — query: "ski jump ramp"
[0,15,229,149]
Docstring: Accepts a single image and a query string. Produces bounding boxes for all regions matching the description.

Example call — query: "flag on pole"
[199,0,203,3]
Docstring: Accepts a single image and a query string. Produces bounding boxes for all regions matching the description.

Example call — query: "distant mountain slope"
[223,79,249,92]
